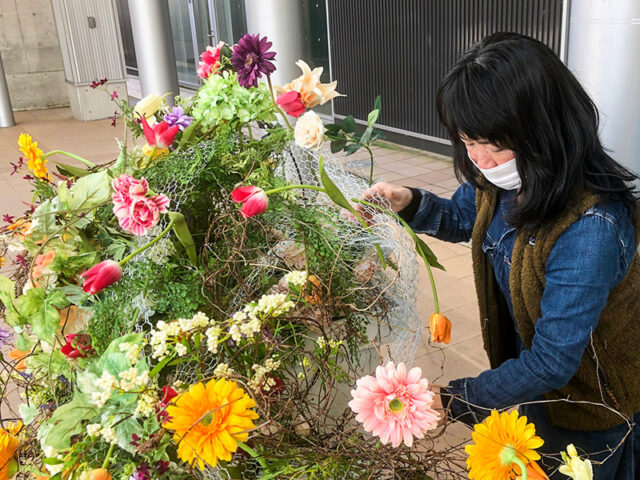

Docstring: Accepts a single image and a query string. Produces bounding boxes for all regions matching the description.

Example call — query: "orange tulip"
[86,469,112,480]
[516,460,550,480]
[8,349,28,371]
[428,313,452,344]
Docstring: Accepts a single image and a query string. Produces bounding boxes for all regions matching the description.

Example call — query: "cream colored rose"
[134,93,164,122]
[294,111,325,150]
[274,60,343,108]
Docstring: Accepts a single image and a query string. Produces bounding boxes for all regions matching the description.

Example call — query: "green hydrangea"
[192,71,277,129]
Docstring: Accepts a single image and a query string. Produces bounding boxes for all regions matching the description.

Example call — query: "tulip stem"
[264,184,325,196]
[119,218,176,266]
[267,75,293,131]
[43,150,95,168]
[102,442,115,469]
[425,261,439,314]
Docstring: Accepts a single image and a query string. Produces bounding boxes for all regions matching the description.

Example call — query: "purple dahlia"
[163,106,193,131]
[0,327,10,348]
[231,33,276,88]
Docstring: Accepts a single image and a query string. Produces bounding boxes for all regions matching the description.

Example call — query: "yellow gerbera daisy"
[165,378,259,470]
[466,410,544,480]
[18,133,50,181]
[0,421,21,480]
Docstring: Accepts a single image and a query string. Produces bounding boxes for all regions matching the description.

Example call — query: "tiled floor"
[0,108,487,466]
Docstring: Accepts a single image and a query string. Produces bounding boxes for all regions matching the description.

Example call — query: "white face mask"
[470,154,522,190]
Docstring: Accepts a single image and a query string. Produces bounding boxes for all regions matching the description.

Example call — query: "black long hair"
[437,32,638,230]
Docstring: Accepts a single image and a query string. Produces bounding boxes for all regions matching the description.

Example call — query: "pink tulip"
[81,260,123,294]
[231,186,268,219]
[141,116,179,149]
[276,91,306,118]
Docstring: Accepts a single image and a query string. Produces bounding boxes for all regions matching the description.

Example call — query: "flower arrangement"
[0,32,607,480]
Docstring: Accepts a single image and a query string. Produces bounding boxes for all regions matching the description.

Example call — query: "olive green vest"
[472,184,640,430]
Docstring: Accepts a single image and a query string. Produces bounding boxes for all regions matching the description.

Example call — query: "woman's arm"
[444,205,635,422]
[398,181,478,243]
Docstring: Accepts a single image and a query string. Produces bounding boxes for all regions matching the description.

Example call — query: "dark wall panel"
[327,0,565,142]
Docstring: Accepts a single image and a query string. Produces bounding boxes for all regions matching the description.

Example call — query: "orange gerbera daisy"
[18,133,50,181]
[0,421,21,480]
[466,410,544,480]
[165,378,259,470]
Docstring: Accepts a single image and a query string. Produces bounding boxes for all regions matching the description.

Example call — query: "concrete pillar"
[128,0,179,105]
[567,0,640,174]
[0,52,15,127]
[244,0,306,88]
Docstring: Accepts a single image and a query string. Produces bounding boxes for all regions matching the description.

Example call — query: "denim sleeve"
[446,207,635,422]
[405,182,477,243]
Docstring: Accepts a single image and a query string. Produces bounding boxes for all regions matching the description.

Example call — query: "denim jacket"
[404,182,636,420]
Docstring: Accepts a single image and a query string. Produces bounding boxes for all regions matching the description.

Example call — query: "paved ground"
[0,107,488,469]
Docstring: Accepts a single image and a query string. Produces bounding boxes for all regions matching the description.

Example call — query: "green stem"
[43,150,95,168]
[365,145,375,187]
[512,457,528,480]
[101,442,115,469]
[425,261,439,313]
[264,184,325,196]
[238,442,270,473]
[119,218,175,265]
[266,75,293,131]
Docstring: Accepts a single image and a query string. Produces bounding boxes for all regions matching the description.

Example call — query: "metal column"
[0,52,15,127]
[567,0,640,174]
[127,0,180,105]
[244,0,306,88]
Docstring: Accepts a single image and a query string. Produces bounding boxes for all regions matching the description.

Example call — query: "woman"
[362,33,640,478]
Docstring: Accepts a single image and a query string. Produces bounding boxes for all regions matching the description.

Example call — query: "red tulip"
[61,333,95,359]
[276,90,305,118]
[141,116,179,149]
[81,260,123,294]
[159,385,178,408]
[231,186,268,219]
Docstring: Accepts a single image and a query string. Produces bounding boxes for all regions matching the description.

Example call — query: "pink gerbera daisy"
[348,361,440,448]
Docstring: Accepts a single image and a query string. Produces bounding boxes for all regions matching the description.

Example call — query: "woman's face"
[460,135,515,169]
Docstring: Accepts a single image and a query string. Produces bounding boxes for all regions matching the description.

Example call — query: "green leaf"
[374,94,382,112]
[168,211,197,265]
[42,458,65,465]
[366,109,380,129]
[51,251,99,278]
[393,216,445,271]
[0,276,21,326]
[113,415,140,453]
[17,288,69,344]
[16,332,34,352]
[340,115,356,134]
[105,241,128,262]
[38,393,98,450]
[324,123,341,135]
[330,138,347,154]
[318,157,356,214]
[31,199,57,242]
[344,143,361,156]
[28,351,69,376]
[57,170,112,215]
[19,403,39,425]
[150,354,174,377]
[59,285,88,305]
[53,161,90,178]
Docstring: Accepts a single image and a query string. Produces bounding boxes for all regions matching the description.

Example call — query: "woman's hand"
[429,384,449,426]
[355,182,413,224]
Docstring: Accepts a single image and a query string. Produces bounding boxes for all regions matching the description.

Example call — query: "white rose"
[294,111,325,150]
[134,93,164,122]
